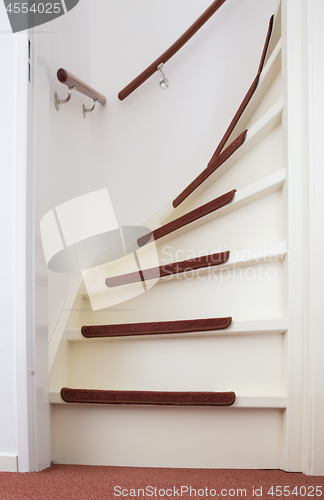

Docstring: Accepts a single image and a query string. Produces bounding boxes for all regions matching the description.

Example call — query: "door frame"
[15,0,324,475]
[15,31,50,473]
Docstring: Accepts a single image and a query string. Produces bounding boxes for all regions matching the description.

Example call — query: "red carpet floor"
[0,465,324,500]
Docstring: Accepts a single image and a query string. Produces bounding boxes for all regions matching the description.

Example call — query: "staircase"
[49,1,297,469]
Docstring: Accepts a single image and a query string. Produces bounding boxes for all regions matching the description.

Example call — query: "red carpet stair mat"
[138,190,236,247]
[60,388,236,406]
[173,133,246,208]
[212,15,274,158]
[81,316,232,338]
[258,15,275,74]
[105,250,230,287]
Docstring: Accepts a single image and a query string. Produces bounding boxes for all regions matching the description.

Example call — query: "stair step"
[211,15,274,160]
[139,169,285,248]
[105,250,230,288]
[81,317,232,338]
[139,189,236,247]
[103,242,286,290]
[66,318,288,342]
[81,243,287,297]
[59,388,236,406]
[213,16,274,159]
[81,243,286,299]
[173,131,247,208]
[226,38,282,148]
[50,391,287,409]
[160,97,284,224]
[264,0,281,67]
[258,15,275,74]
[234,396,286,409]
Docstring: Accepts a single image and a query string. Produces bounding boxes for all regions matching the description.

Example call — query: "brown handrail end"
[56,67,107,106]
[57,68,68,84]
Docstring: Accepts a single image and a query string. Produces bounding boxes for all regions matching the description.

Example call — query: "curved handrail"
[118,0,227,101]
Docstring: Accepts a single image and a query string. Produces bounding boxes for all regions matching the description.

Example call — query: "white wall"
[0,6,18,467]
[33,1,95,338]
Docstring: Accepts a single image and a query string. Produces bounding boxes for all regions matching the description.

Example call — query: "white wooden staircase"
[49,0,304,470]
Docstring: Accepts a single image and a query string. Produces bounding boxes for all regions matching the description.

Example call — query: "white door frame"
[15,32,50,473]
[14,0,324,475]
[302,0,324,476]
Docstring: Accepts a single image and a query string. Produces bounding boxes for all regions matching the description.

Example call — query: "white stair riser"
[66,332,284,393]
[51,405,283,468]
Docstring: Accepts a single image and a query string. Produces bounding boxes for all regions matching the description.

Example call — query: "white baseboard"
[0,454,18,472]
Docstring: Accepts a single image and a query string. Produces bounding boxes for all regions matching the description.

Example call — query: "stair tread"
[258,15,275,74]
[81,243,287,298]
[139,169,285,248]
[66,318,289,342]
[138,189,236,247]
[60,388,236,406]
[209,15,274,160]
[263,0,281,67]
[50,391,287,409]
[105,250,230,288]
[160,97,284,224]
[226,38,282,148]
[81,317,232,338]
[173,131,247,208]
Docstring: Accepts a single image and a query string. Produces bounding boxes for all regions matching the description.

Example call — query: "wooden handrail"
[118,0,227,101]
[57,68,106,105]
